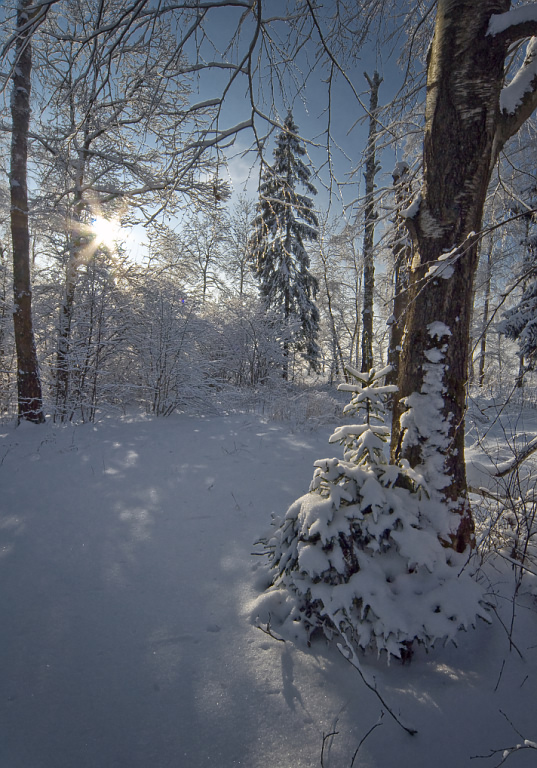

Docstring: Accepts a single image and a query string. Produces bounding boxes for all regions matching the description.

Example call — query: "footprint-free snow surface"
[1,413,536,767]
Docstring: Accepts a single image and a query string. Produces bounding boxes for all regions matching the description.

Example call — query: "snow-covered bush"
[253,366,489,660]
[265,387,343,429]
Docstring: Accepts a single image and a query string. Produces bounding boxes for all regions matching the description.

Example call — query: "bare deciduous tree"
[9,0,44,422]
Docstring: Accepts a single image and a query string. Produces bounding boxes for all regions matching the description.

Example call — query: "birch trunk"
[10,0,44,423]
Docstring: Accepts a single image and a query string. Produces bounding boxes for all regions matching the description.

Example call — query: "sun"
[91,216,122,248]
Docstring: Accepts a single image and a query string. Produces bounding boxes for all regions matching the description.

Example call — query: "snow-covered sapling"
[253,366,489,661]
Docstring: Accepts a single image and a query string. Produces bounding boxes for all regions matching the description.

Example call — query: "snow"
[424,240,478,282]
[500,37,537,114]
[393,160,409,178]
[428,321,452,339]
[487,5,537,36]
[0,411,536,767]
[400,192,422,219]
[426,258,454,280]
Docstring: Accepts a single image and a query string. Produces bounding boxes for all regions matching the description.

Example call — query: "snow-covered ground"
[0,411,536,767]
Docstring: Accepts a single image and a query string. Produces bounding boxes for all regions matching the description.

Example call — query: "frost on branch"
[253,365,489,661]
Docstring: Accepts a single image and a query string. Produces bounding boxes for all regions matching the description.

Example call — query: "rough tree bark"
[391,0,537,551]
[10,0,45,423]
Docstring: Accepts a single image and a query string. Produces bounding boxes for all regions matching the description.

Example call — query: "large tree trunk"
[390,0,532,551]
[10,0,45,423]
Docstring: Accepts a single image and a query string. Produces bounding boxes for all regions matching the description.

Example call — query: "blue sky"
[180,4,410,221]
[0,1,416,254]
[229,59,406,218]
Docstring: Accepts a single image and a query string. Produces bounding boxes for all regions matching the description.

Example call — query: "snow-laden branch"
[496,37,537,147]
[500,37,537,113]
[472,711,537,767]
[487,4,537,42]
[493,434,537,478]
[487,6,537,147]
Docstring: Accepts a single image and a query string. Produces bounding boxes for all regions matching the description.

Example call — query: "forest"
[1,1,537,767]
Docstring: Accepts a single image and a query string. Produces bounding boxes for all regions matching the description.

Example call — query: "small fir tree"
[249,111,320,377]
[253,366,489,661]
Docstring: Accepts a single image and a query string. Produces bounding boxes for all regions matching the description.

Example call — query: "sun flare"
[91,216,121,247]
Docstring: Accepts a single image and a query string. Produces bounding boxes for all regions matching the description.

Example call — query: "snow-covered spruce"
[253,366,489,660]
[249,110,320,375]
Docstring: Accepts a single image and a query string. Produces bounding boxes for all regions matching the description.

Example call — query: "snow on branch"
[472,711,537,767]
[487,6,537,137]
[496,36,537,145]
[493,434,537,478]
[500,37,537,113]
[400,192,421,220]
[487,4,537,42]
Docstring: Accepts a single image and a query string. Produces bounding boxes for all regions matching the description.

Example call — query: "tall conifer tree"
[250,111,320,378]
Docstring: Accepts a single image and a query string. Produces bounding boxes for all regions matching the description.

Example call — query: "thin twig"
[336,637,417,737]
[256,618,285,643]
[320,730,339,768]
[495,551,537,579]
[350,714,384,767]
[488,605,525,660]
[494,435,537,478]
[494,659,505,693]
[471,711,537,766]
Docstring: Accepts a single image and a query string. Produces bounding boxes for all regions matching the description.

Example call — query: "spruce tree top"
[272,110,318,201]
[251,110,318,259]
